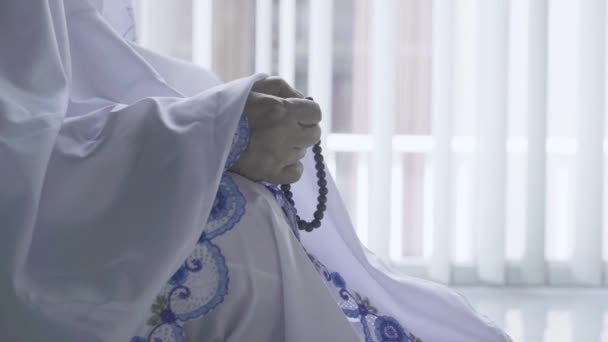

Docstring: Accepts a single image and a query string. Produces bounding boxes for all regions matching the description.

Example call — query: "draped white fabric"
[0,1,263,339]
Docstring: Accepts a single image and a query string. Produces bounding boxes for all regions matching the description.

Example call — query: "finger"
[247,91,284,107]
[290,124,321,149]
[246,92,286,124]
[269,161,304,184]
[277,146,307,167]
[230,146,280,183]
[285,98,322,126]
[252,76,305,99]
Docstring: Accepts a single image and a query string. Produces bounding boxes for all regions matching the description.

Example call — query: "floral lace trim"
[224,114,249,171]
[131,174,245,342]
[122,0,137,42]
[263,183,301,239]
[269,186,422,342]
[307,253,422,342]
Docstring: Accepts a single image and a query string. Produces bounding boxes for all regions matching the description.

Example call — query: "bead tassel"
[280,142,327,232]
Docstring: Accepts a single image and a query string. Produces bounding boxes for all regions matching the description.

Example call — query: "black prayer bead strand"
[280,142,328,232]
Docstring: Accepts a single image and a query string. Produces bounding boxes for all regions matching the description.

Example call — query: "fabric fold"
[0,1,264,340]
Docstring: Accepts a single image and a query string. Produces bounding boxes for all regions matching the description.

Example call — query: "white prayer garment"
[0,1,512,341]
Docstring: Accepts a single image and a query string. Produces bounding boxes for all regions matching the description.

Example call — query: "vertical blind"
[135,0,608,287]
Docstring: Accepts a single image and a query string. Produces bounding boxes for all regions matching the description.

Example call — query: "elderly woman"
[0,1,510,341]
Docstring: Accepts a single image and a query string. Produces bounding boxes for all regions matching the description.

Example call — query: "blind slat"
[192,0,213,69]
[308,0,333,144]
[522,0,548,285]
[572,0,605,286]
[475,0,509,284]
[356,155,370,246]
[367,0,397,258]
[429,0,454,283]
[308,0,335,175]
[255,0,273,73]
[279,0,296,84]
[390,159,405,260]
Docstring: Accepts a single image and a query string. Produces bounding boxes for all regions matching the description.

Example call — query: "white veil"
[0,1,510,340]
[0,0,263,340]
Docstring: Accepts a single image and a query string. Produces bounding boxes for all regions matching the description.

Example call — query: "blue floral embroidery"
[204,174,247,240]
[375,316,409,342]
[122,0,138,42]
[266,185,421,342]
[131,174,245,342]
[224,115,249,170]
[262,183,301,239]
[306,254,420,342]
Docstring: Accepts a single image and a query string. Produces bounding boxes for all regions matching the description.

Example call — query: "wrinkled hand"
[229,77,322,184]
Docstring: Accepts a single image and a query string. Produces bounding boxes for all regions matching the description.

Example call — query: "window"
[135,0,608,287]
